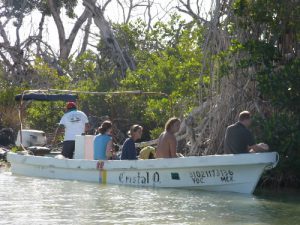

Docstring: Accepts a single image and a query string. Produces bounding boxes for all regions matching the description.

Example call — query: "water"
[0,168,299,225]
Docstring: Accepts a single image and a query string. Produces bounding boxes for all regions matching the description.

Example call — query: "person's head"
[97,120,113,135]
[128,124,143,141]
[66,101,77,111]
[238,111,252,127]
[165,117,181,133]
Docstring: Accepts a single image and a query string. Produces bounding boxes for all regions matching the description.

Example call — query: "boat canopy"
[15,89,168,103]
[15,93,78,102]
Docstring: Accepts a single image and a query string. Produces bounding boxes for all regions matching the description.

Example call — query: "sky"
[5,0,213,57]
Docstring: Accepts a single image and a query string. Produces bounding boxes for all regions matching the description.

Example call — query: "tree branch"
[78,16,92,57]
[176,0,208,24]
[36,12,46,55]
[83,0,136,78]
[102,0,113,12]
[65,7,92,58]
[47,0,66,50]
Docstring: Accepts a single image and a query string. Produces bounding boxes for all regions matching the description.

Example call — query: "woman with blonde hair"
[121,124,143,160]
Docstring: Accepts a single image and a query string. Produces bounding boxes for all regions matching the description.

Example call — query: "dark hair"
[98,120,113,134]
[128,124,143,137]
[165,117,181,132]
[239,111,251,121]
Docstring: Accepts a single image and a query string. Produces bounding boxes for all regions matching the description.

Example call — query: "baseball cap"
[66,101,77,109]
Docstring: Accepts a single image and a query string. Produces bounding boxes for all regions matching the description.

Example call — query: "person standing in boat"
[121,125,143,160]
[54,101,89,159]
[93,120,114,160]
[156,117,181,158]
[224,111,269,154]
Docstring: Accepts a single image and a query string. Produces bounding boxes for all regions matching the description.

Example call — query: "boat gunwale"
[7,152,278,171]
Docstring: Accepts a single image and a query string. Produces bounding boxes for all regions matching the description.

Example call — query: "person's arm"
[248,143,269,152]
[246,131,269,153]
[169,135,178,158]
[82,112,89,134]
[84,123,90,134]
[105,140,113,159]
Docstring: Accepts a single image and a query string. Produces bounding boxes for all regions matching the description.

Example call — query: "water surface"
[0,168,299,225]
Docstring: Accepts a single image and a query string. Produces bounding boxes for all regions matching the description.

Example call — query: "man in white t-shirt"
[54,102,89,159]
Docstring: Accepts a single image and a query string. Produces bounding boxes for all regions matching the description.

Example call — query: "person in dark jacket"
[224,111,269,154]
[121,124,143,160]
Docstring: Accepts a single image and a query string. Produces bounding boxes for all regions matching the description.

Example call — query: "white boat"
[7,148,278,194]
[10,91,279,194]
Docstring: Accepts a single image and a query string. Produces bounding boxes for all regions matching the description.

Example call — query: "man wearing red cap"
[54,101,89,159]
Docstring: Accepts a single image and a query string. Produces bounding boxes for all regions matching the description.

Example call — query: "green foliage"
[253,113,300,187]
[3,0,38,15]
[0,14,205,144]
[26,101,64,132]
[22,59,72,132]
[120,18,203,135]
[0,69,22,131]
[222,0,300,187]
[11,146,23,153]
[63,16,205,140]
[33,57,70,88]
[257,59,300,113]
[3,0,78,18]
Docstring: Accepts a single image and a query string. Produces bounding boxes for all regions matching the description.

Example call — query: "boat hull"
[7,152,278,194]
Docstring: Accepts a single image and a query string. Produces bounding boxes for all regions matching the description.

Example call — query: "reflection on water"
[0,168,299,225]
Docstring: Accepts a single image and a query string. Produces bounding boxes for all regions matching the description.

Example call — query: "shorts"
[62,140,75,159]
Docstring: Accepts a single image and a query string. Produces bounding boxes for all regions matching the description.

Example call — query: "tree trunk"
[83,0,136,78]
[47,0,92,60]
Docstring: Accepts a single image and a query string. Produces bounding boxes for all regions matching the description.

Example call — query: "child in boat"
[156,117,181,158]
[121,125,143,160]
[93,120,114,160]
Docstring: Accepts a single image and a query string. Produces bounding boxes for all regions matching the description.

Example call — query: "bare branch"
[125,0,134,24]
[36,12,46,55]
[83,0,136,78]
[0,21,10,45]
[47,0,91,60]
[0,50,13,69]
[65,7,92,58]
[176,0,208,24]
[102,0,113,12]
[47,0,66,49]
[78,16,92,57]
[145,0,153,31]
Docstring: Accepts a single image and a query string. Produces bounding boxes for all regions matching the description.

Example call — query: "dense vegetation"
[222,0,300,187]
[0,0,299,188]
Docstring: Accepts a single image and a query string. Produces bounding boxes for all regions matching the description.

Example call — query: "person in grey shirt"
[224,111,269,154]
